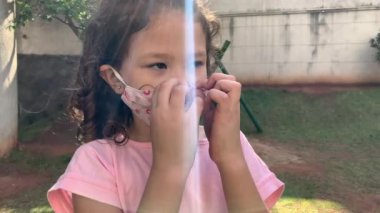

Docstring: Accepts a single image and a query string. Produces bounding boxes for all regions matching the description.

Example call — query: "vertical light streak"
[184,0,201,212]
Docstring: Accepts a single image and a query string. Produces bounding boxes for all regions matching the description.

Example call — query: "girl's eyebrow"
[195,51,207,58]
[141,51,206,60]
[141,52,173,60]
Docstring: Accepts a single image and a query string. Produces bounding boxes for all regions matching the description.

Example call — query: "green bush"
[370,32,380,62]
[9,0,99,40]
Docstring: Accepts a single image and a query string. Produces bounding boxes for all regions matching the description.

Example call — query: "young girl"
[47,0,284,212]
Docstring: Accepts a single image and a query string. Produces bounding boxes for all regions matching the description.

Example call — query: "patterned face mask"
[110,67,154,125]
[110,67,198,126]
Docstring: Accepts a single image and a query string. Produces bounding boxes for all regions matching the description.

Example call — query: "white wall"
[210,0,380,13]
[215,10,380,84]
[209,0,380,84]
[16,1,380,84]
[17,19,82,55]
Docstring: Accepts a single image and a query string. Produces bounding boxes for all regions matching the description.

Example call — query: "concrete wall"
[18,55,78,130]
[210,0,380,13]
[17,19,82,55]
[0,0,18,157]
[215,9,380,85]
[15,1,380,84]
[209,0,380,84]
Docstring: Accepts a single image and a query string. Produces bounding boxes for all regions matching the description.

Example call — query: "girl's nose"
[170,68,188,82]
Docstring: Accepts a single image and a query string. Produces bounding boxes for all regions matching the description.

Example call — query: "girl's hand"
[201,75,269,213]
[139,79,203,212]
[150,78,204,175]
[201,73,243,166]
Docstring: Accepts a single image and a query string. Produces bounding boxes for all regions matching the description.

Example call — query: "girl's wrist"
[214,151,246,170]
[210,137,244,167]
[151,162,191,182]
[216,156,247,176]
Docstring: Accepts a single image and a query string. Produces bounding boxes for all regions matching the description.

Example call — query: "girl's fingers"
[213,79,241,103]
[196,78,208,90]
[170,83,188,109]
[169,82,204,120]
[207,88,229,106]
[184,94,204,122]
[152,83,160,108]
[203,90,215,111]
[203,80,241,112]
[195,96,204,119]
[154,78,179,108]
[204,73,236,90]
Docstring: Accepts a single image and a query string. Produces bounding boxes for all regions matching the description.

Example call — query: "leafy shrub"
[370,32,380,62]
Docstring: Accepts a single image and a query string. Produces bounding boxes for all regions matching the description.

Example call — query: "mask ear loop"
[110,67,152,98]
[109,67,128,87]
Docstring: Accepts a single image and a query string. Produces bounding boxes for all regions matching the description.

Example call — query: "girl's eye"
[149,63,167,70]
[195,61,205,68]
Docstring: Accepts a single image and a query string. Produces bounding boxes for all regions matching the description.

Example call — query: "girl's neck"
[127,117,207,143]
[127,118,151,143]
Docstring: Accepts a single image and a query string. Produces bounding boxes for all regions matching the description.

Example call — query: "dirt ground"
[2,120,310,200]
[2,129,378,212]
[249,137,380,212]
[0,118,78,201]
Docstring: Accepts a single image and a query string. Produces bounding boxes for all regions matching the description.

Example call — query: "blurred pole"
[0,0,18,157]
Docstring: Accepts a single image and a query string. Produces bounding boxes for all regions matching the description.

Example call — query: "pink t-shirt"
[47,132,284,212]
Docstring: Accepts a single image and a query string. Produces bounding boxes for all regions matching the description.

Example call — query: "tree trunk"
[0,0,18,158]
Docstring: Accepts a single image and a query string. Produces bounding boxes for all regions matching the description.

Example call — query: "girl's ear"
[99,64,125,95]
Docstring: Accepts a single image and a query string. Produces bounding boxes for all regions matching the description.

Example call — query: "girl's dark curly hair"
[69,0,220,144]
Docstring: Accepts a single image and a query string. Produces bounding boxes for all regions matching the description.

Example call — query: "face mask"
[110,68,153,125]
[110,67,199,126]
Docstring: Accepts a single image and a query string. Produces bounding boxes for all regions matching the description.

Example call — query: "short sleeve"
[240,132,285,209]
[47,142,122,212]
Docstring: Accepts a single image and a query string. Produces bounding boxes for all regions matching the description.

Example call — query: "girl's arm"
[73,194,122,213]
[202,73,269,212]
[137,165,189,212]
[137,79,204,212]
[217,154,269,213]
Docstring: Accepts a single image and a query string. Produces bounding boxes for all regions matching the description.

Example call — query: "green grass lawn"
[241,87,380,212]
[1,87,379,212]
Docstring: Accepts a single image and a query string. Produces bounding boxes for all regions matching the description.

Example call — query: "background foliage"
[9,0,99,40]
[370,32,380,62]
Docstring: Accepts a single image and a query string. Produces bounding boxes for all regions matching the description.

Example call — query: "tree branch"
[53,15,82,40]
[53,16,69,25]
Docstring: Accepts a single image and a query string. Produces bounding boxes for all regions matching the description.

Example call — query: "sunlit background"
[1,0,380,212]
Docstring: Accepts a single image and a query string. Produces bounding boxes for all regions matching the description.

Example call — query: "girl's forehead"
[128,10,206,56]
